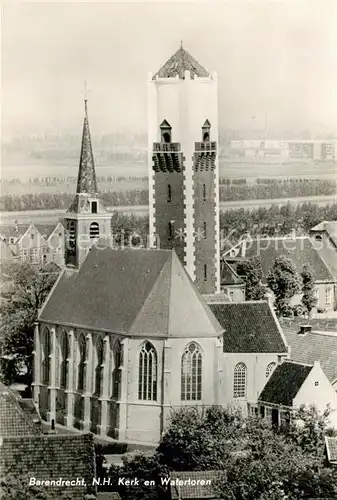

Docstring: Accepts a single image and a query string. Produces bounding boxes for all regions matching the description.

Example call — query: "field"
[1,155,336,197]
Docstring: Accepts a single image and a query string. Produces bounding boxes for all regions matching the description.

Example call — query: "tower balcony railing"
[153,142,181,152]
[195,142,217,152]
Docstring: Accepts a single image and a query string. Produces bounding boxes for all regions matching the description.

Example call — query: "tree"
[267,256,301,316]
[157,406,243,472]
[0,262,57,386]
[236,257,266,300]
[301,264,317,315]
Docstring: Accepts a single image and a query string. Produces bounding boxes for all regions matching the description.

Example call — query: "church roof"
[76,99,97,196]
[209,301,288,353]
[39,246,223,338]
[153,44,210,80]
[258,360,313,407]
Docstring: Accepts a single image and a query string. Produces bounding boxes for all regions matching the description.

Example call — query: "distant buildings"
[0,221,65,267]
[227,139,336,161]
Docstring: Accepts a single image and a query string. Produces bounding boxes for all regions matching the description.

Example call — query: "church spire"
[76,94,97,195]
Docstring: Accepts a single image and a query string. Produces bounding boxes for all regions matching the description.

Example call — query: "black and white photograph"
[0,1,337,498]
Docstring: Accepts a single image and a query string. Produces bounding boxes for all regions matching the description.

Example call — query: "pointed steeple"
[76,97,97,195]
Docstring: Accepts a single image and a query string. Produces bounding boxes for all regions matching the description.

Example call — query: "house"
[223,236,336,313]
[258,360,337,429]
[169,471,223,500]
[0,221,65,267]
[0,382,97,499]
[280,320,337,391]
[0,223,48,265]
[325,436,337,467]
[35,221,65,267]
[310,221,337,280]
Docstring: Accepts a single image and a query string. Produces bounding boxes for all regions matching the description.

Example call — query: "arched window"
[181,342,202,401]
[60,331,69,389]
[204,264,207,282]
[163,132,171,144]
[203,184,206,201]
[77,335,86,392]
[112,340,122,399]
[42,328,51,385]
[203,131,210,142]
[138,342,157,401]
[233,363,247,398]
[89,222,100,240]
[94,337,104,396]
[266,362,276,379]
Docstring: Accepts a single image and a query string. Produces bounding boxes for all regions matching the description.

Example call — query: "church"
[34,45,293,444]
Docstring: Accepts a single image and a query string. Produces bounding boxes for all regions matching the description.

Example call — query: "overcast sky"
[2,0,336,138]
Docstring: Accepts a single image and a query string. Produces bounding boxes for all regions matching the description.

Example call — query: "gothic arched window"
[112,340,122,399]
[181,342,202,401]
[60,331,69,389]
[77,335,86,392]
[42,328,51,385]
[94,337,104,396]
[266,362,276,379]
[138,342,157,401]
[233,363,247,398]
[89,222,100,240]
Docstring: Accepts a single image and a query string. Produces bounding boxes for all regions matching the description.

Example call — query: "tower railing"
[153,143,181,152]
[194,142,217,152]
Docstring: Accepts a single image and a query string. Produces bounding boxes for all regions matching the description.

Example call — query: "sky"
[1,0,337,138]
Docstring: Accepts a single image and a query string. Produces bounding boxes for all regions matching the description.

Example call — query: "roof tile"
[209,301,287,353]
[258,360,313,406]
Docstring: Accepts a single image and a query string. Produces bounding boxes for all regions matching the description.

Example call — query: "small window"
[204,264,207,281]
[89,222,100,239]
[91,201,98,214]
[266,362,276,379]
[167,184,172,203]
[31,234,35,239]
[168,222,174,241]
[9,237,15,244]
[203,184,206,201]
[314,234,322,241]
[162,132,171,144]
[203,131,210,142]
[203,221,207,238]
[314,381,319,387]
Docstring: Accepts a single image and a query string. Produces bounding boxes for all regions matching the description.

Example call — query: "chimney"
[298,324,312,335]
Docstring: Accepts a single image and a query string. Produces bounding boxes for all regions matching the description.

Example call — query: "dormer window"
[91,201,98,214]
[202,119,211,142]
[160,120,172,144]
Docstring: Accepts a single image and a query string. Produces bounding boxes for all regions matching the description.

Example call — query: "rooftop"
[281,320,337,385]
[258,360,313,407]
[231,237,335,283]
[170,471,223,499]
[311,221,337,248]
[0,382,41,438]
[153,44,210,80]
[208,301,288,353]
[39,246,223,338]
[0,433,96,499]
